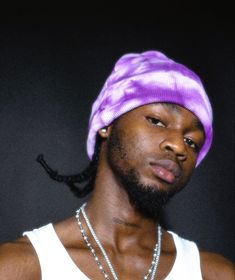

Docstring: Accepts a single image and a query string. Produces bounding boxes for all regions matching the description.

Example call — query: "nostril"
[165,145,173,152]
[160,140,187,161]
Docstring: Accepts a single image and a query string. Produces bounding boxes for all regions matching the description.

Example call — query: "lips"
[150,159,182,184]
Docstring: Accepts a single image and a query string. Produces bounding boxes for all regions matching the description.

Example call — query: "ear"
[98,126,111,139]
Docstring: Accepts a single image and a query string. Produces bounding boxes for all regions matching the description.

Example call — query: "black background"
[0,4,234,263]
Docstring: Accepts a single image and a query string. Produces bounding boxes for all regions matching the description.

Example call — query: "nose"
[159,133,187,162]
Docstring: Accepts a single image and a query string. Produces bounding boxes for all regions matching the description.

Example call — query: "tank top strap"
[23,223,90,280]
[165,231,203,280]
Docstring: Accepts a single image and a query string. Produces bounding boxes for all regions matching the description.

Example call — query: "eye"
[184,137,199,152]
[146,117,165,127]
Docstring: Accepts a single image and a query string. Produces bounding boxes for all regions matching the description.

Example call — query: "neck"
[83,159,160,251]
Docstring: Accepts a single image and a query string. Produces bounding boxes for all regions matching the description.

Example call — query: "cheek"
[179,158,196,183]
[185,149,198,168]
[125,129,158,160]
[107,127,152,168]
[129,134,151,153]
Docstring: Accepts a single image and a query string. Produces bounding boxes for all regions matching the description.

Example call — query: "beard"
[106,123,180,221]
[111,166,177,221]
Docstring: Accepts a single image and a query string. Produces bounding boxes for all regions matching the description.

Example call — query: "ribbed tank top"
[23,223,202,279]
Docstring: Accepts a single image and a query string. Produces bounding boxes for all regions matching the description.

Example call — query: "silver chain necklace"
[75,203,162,280]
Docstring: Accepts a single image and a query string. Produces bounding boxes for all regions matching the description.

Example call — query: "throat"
[112,217,141,228]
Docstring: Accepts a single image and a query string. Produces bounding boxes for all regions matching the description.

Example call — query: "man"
[0,50,234,279]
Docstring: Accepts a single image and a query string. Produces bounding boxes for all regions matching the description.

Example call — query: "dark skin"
[0,103,234,279]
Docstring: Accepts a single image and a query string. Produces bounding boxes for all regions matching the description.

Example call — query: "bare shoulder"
[0,236,40,280]
[200,250,235,280]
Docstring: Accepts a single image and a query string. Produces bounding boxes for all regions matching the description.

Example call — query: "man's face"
[105,103,205,219]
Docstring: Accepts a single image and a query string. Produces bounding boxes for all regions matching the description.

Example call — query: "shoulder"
[0,218,78,280]
[167,230,235,279]
[0,236,41,280]
[200,250,235,280]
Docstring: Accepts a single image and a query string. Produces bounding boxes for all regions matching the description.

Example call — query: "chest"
[68,248,176,280]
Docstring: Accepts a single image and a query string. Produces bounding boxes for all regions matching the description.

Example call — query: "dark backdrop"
[0,9,234,263]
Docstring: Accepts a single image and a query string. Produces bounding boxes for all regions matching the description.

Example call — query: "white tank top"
[23,223,203,279]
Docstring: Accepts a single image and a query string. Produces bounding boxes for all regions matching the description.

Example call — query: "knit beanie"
[87,50,213,166]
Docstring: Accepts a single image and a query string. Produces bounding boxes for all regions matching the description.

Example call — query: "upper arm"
[0,238,41,280]
[200,251,235,280]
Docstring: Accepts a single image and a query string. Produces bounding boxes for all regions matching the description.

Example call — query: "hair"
[36,135,102,198]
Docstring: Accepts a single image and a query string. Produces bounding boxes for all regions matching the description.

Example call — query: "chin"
[118,169,181,220]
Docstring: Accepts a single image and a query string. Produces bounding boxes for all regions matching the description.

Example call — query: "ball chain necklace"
[75,203,162,280]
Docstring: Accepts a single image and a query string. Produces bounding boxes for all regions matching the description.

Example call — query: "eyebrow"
[162,103,181,113]
[192,118,204,133]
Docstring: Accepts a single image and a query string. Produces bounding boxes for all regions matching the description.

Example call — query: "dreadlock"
[36,135,102,198]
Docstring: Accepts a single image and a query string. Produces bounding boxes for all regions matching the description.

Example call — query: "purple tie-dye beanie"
[87,50,213,166]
